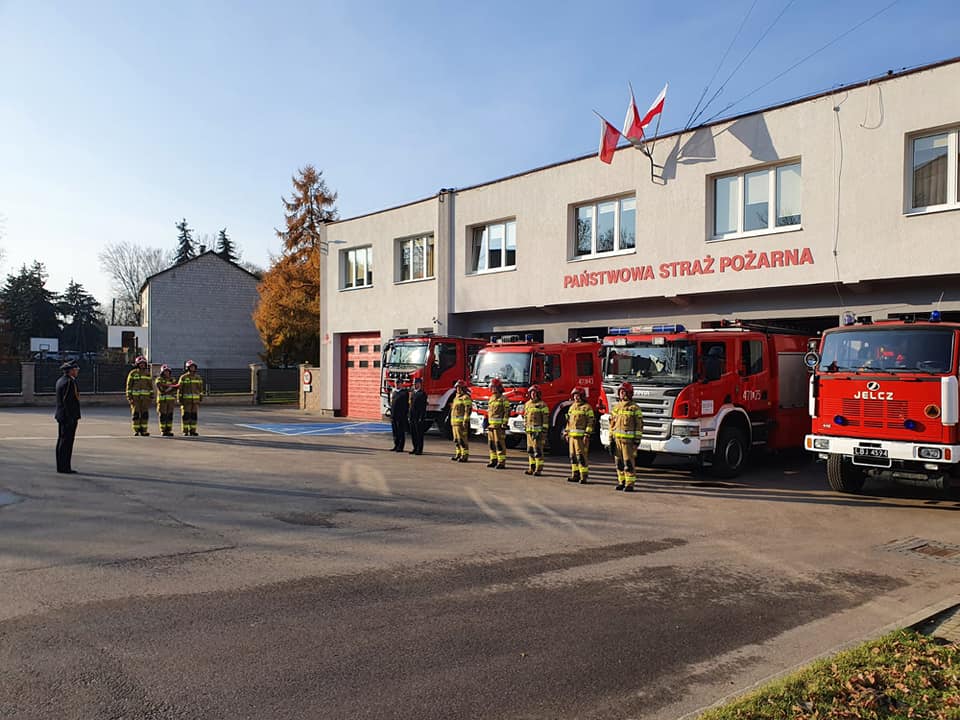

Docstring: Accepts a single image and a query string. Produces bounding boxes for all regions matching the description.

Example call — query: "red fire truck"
[805,313,960,493]
[380,334,487,435]
[599,323,812,476]
[467,340,603,452]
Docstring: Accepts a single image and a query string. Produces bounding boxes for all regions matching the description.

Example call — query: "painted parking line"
[237,422,392,436]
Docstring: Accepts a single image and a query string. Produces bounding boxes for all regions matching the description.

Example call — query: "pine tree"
[253,166,338,365]
[173,218,196,264]
[0,262,62,356]
[58,280,105,354]
[216,228,239,262]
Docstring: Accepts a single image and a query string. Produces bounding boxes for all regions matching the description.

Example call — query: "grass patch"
[699,629,960,719]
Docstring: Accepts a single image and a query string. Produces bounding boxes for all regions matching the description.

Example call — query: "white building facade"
[321,58,960,419]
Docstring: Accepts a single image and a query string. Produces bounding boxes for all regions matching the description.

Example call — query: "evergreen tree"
[216,227,239,262]
[58,280,106,354]
[253,165,338,365]
[173,218,196,264]
[0,262,61,356]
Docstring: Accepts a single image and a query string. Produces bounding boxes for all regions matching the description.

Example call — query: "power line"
[683,0,759,131]
[689,0,797,128]
[702,0,902,125]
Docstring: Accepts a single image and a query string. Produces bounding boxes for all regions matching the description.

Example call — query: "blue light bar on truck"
[607,327,630,335]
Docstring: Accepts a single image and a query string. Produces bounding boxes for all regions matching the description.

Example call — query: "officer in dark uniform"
[390,385,410,452]
[408,376,428,455]
[54,361,81,474]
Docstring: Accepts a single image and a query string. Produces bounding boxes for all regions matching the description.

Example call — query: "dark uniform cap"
[60,361,79,371]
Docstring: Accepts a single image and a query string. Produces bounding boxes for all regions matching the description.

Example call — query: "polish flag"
[598,116,621,164]
[623,83,668,144]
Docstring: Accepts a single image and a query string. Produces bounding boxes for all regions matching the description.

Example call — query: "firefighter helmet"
[134,355,147,366]
[185,359,198,370]
[618,382,634,398]
[454,379,468,390]
[160,364,171,374]
[528,384,541,398]
[489,378,504,392]
[570,387,586,400]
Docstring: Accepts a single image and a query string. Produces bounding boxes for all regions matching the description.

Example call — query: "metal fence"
[0,363,21,394]
[258,367,299,404]
[203,368,251,395]
[34,362,130,394]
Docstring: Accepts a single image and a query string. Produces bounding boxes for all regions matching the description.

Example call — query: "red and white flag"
[623,83,668,144]
[598,116,620,164]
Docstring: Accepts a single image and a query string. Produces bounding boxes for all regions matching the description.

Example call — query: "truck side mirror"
[431,363,441,380]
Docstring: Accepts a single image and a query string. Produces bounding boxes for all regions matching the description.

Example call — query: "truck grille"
[831,398,920,430]
[633,397,676,440]
[473,400,488,411]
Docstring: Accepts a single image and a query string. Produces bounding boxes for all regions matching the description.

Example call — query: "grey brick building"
[139,251,264,369]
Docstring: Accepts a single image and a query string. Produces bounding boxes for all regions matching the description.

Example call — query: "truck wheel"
[826,454,866,493]
[712,425,747,478]
[635,451,656,467]
[548,411,567,456]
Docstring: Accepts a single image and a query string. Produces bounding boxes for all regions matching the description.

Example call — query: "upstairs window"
[712,162,801,239]
[910,128,959,211]
[471,220,516,273]
[342,246,373,289]
[397,234,435,282]
[573,196,635,258]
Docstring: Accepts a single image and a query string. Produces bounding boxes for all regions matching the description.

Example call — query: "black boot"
[567,472,580,483]
[496,462,506,470]
[615,484,625,491]
[623,485,635,493]
[487,460,498,468]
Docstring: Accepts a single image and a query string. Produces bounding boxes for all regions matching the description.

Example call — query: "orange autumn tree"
[254,165,338,366]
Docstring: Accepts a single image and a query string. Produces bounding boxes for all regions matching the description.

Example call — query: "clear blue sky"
[1,0,957,311]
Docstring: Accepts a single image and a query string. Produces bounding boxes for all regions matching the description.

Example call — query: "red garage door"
[341,333,381,419]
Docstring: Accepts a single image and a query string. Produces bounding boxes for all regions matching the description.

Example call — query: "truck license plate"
[854,447,888,458]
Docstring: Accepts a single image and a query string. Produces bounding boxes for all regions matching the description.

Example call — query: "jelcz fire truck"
[380,334,487,435]
[599,323,811,477]
[468,340,603,452]
[805,313,960,493]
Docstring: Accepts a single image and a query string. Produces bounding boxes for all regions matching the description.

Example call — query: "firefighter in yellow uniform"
[177,360,203,436]
[611,381,644,492]
[125,355,153,436]
[450,380,472,462]
[155,365,180,437]
[564,387,594,484]
[486,378,510,469]
[523,385,549,476]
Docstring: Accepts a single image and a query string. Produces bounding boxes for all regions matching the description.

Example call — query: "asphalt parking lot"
[3,405,960,719]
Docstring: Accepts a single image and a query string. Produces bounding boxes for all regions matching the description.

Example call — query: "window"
[712,162,801,239]
[397,234,435,282]
[573,197,635,258]
[741,340,764,376]
[342,246,373,289]
[910,129,959,211]
[576,353,594,376]
[434,343,458,373]
[471,220,516,273]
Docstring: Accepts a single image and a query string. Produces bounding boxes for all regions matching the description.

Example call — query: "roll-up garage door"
[341,333,381,419]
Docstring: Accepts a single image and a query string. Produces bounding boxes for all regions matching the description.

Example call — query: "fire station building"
[319,57,960,419]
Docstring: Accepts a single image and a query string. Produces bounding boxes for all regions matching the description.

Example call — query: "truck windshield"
[386,342,428,366]
[471,352,531,386]
[819,328,956,374]
[603,341,695,386]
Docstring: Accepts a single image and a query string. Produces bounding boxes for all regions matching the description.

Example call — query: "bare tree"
[98,241,172,325]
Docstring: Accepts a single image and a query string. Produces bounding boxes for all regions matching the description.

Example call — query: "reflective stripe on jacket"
[451,393,472,423]
[155,377,178,402]
[177,373,203,402]
[126,370,153,398]
[565,401,594,437]
[524,400,549,433]
[611,400,644,440]
[487,395,510,427]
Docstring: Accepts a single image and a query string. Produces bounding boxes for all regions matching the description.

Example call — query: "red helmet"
[134,355,147,366]
[185,360,197,370]
[454,379,468,390]
[570,387,586,400]
[489,378,504,392]
[160,364,171,374]
[618,382,634,398]
[528,385,541,397]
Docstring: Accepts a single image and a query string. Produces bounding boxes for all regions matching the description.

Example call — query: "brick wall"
[142,253,264,369]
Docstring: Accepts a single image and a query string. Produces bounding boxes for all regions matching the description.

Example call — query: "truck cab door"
[532,354,545,384]
[738,337,772,413]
